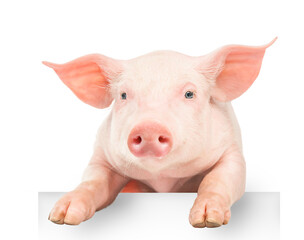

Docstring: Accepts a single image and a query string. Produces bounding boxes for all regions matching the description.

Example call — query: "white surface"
[39,192,280,240]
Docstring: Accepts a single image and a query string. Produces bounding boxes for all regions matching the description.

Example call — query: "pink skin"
[44,38,276,227]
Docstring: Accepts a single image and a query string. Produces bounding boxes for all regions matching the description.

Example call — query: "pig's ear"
[198,38,277,101]
[43,54,122,108]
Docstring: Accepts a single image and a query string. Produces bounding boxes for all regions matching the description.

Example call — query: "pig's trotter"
[189,192,231,228]
[48,185,97,225]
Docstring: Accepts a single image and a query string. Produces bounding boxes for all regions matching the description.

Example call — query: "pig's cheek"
[111,103,135,151]
[177,106,207,156]
[113,100,126,112]
[165,104,196,148]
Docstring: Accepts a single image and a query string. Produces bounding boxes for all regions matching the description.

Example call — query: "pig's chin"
[130,155,173,173]
[137,155,170,166]
[116,142,204,178]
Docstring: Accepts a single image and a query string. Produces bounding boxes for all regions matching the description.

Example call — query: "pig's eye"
[121,92,127,100]
[185,91,194,99]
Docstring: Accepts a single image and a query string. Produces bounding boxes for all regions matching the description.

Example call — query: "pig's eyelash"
[95,84,111,91]
[95,85,107,89]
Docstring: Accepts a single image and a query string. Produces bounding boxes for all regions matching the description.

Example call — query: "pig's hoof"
[189,192,231,228]
[48,188,96,225]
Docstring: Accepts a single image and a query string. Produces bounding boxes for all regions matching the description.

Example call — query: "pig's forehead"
[120,51,202,87]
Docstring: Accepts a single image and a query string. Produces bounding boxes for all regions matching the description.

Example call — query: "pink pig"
[43,38,276,228]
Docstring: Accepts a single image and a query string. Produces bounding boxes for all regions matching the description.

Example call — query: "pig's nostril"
[128,123,172,158]
[158,136,168,144]
[133,136,142,145]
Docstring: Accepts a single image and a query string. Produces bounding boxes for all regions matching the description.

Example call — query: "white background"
[0,0,303,239]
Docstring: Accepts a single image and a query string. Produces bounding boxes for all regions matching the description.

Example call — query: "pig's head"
[43,38,276,176]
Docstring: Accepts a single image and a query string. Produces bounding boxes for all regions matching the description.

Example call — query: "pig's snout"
[128,122,172,158]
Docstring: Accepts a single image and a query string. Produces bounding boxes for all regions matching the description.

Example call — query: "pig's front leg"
[189,148,246,228]
[48,152,128,225]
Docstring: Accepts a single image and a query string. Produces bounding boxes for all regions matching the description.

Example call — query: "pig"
[43,38,276,228]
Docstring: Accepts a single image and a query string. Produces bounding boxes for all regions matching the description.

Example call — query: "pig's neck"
[142,176,198,192]
[142,178,182,192]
